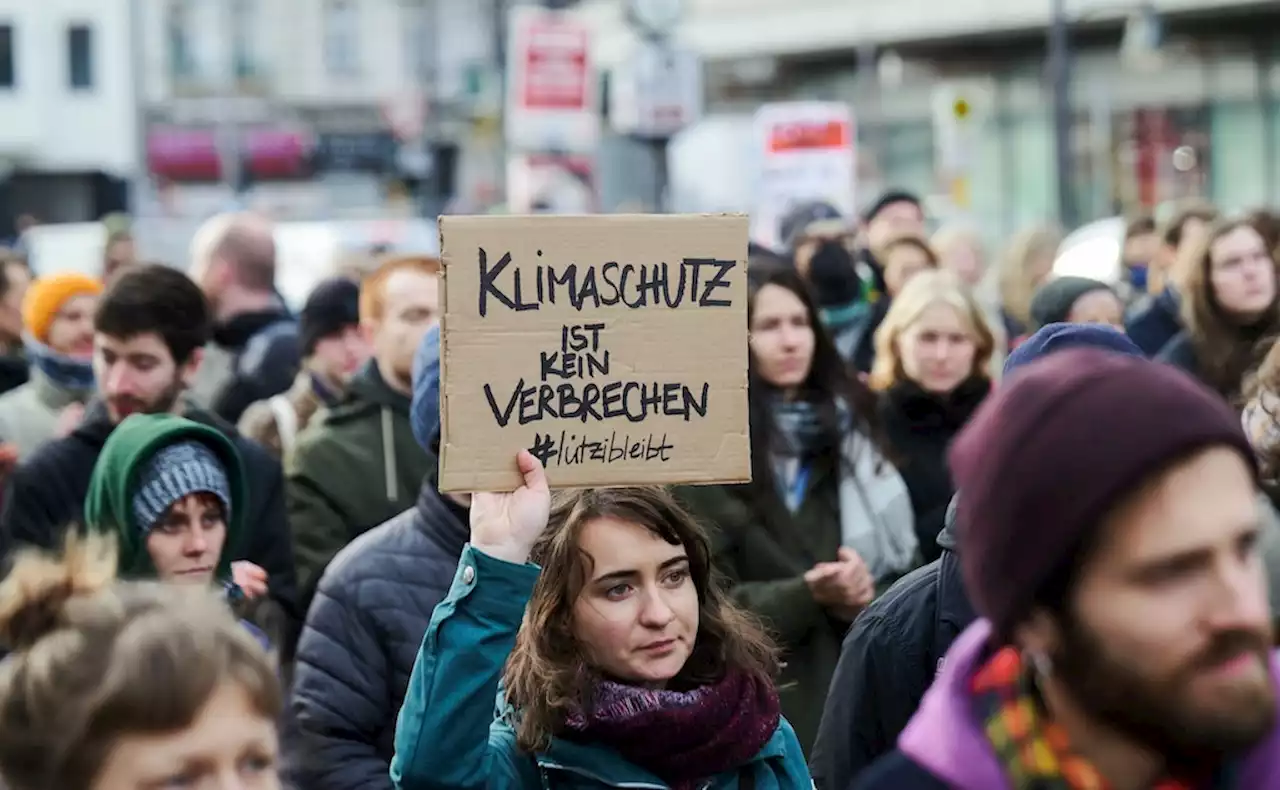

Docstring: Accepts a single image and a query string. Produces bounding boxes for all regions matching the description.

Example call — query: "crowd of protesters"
[0,195,1278,790]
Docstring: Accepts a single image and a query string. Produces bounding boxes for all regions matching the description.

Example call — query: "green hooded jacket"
[83,413,248,580]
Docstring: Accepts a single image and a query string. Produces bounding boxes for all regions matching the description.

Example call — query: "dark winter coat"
[286,360,434,601]
[809,501,974,790]
[290,476,467,790]
[194,308,301,425]
[878,378,987,564]
[1125,286,1182,356]
[674,451,849,757]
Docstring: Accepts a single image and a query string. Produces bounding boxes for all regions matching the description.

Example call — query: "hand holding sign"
[470,450,552,565]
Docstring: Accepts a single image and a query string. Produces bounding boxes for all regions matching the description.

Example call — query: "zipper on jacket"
[381,406,398,501]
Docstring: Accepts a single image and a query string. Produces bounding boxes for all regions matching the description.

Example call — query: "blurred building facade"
[580,0,1280,239]
[0,0,136,237]
[136,0,505,221]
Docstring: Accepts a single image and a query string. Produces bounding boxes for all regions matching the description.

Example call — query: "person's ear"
[1014,607,1061,665]
[179,346,204,389]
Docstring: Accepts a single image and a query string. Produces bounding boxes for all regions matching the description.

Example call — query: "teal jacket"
[391,546,811,790]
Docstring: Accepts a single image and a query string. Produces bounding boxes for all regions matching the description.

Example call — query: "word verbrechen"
[484,379,710,427]
[477,249,737,316]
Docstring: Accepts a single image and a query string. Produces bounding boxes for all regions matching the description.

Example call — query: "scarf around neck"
[24,337,95,393]
[971,646,1201,790]
[770,396,838,460]
[562,668,780,787]
[769,396,918,580]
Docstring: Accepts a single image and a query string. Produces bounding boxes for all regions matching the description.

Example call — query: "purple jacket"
[897,619,1280,789]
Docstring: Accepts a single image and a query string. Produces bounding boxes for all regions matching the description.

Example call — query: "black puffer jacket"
[809,498,976,790]
[289,478,468,790]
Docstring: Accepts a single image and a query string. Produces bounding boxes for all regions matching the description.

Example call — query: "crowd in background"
[0,194,1278,789]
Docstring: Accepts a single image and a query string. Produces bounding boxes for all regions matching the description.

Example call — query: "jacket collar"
[937,551,975,635]
[535,722,792,787]
[899,619,1280,789]
[410,479,469,558]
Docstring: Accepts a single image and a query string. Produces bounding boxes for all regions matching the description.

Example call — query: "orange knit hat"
[22,272,104,343]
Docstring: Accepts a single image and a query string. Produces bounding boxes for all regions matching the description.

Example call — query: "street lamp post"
[1048,0,1076,228]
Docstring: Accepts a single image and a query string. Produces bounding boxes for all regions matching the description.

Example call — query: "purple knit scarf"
[562,668,781,787]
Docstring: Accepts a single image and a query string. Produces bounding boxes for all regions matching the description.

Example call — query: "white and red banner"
[506,6,599,153]
[751,102,857,250]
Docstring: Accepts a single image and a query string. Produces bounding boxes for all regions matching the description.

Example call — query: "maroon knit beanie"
[949,348,1258,641]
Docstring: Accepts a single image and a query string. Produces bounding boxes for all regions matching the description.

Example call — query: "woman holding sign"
[390,451,810,789]
[674,262,918,755]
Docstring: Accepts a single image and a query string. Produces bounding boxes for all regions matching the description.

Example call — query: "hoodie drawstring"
[381,406,398,502]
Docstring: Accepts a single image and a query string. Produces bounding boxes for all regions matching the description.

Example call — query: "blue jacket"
[391,545,811,790]
[291,481,469,790]
[1124,287,1182,357]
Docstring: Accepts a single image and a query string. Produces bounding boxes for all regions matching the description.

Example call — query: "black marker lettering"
[687,258,736,307]
[483,380,523,427]
[599,262,622,305]
[477,250,517,317]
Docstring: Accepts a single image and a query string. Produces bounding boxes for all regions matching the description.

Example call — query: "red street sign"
[767,120,852,153]
[520,20,590,111]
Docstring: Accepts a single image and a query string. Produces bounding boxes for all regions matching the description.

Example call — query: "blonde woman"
[997,226,1060,344]
[870,270,993,562]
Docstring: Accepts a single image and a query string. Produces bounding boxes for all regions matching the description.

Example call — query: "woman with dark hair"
[675,261,916,754]
[1157,217,1280,404]
[391,454,810,789]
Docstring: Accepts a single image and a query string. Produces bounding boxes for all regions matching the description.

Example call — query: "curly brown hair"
[501,486,780,753]
[1179,217,1280,402]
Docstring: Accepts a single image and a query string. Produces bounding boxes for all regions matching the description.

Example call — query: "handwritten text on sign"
[438,214,751,492]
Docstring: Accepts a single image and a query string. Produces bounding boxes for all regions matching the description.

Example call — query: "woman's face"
[1067,289,1125,329]
[941,241,985,286]
[883,244,934,297]
[1210,226,1276,319]
[91,682,279,790]
[145,492,227,586]
[897,302,978,394]
[571,516,700,687]
[749,284,815,391]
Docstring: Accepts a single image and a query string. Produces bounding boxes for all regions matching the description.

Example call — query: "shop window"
[67,24,93,90]
[0,24,14,88]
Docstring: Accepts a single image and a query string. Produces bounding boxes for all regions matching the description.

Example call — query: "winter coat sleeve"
[292,572,396,790]
[674,485,827,646]
[0,457,65,560]
[809,568,938,790]
[391,546,542,790]
[809,613,900,790]
[286,431,355,597]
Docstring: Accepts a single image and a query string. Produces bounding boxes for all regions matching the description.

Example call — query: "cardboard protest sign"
[438,214,750,492]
